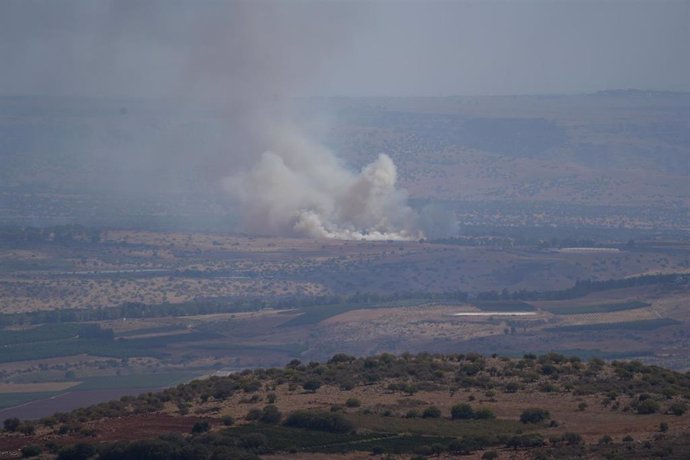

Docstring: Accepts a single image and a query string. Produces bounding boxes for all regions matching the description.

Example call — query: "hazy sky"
[0,0,688,98]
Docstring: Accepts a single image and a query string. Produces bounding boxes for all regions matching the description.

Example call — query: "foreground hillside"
[1,352,689,459]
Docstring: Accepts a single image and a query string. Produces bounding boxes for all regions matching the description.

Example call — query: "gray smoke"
[0,1,422,239]
[223,122,420,240]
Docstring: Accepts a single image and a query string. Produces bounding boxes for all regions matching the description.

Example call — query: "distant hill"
[1,352,689,459]
[1,92,688,229]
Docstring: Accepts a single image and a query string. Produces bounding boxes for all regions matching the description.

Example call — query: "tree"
[20,445,42,458]
[636,399,660,415]
[260,405,282,424]
[451,403,474,420]
[422,406,442,418]
[668,401,687,416]
[3,417,20,432]
[302,380,321,392]
[191,421,210,433]
[56,443,96,460]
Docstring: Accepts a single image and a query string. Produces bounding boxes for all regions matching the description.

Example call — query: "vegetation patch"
[542,300,651,315]
[545,318,680,333]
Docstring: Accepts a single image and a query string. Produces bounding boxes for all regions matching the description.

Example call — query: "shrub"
[3,417,20,432]
[245,408,262,421]
[562,432,583,445]
[20,445,42,458]
[599,435,613,445]
[283,410,354,433]
[406,409,419,418]
[239,432,268,449]
[422,406,442,418]
[482,451,499,460]
[668,401,687,416]
[56,443,96,460]
[266,393,277,404]
[659,422,669,432]
[191,421,210,433]
[520,408,550,424]
[221,415,234,426]
[345,398,361,408]
[451,403,474,420]
[260,405,282,424]
[303,380,321,392]
[505,381,519,393]
[18,422,36,435]
[636,399,660,415]
[473,407,496,419]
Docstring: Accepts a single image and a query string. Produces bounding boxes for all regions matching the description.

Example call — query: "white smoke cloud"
[223,123,421,240]
[0,1,424,239]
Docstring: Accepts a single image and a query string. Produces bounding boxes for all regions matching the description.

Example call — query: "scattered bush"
[191,420,210,433]
[636,399,660,415]
[451,403,474,420]
[283,410,354,433]
[520,408,550,424]
[245,408,262,421]
[260,405,282,424]
[668,401,687,416]
[422,406,442,418]
[345,398,361,408]
[302,380,321,392]
[20,445,42,458]
[3,417,20,432]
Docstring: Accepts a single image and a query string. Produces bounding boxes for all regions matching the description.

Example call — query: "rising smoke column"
[0,1,424,239]
[223,123,421,240]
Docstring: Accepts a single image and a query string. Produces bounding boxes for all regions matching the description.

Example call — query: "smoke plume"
[224,123,420,240]
[0,1,423,239]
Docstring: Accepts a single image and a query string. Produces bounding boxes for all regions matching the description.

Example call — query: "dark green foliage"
[3,417,20,432]
[473,407,495,420]
[345,398,360,408]
[191,421,210,433]
[260,405,282,424]
[422,406,442,418]
[283,410,354,433]
[545,318,680,333]
[221,416,234,426]
[57,443,97,460]
[520,408,550,424]
[668,401,687,416]
[544,300,651,315]
[302,380,321,392]
[636,399,660,414]
[20,445,42,458]
[451,403,474,420]
[506,434,545,449]
[561,432,583,445]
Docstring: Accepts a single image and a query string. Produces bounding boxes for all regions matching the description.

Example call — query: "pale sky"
[0,0,688,98]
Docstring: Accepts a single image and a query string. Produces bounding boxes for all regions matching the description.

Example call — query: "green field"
[472,301,535,312]
[542,300,651,315]
[0,391,59,410]
[545,318,680,333]
[280,299,428,328]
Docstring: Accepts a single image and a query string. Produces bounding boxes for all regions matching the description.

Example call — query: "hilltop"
[1,352,689,459]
